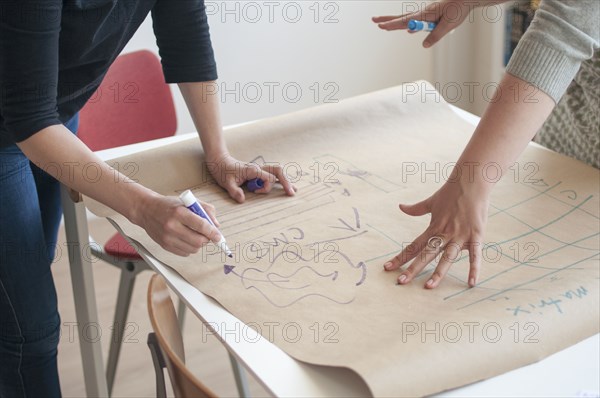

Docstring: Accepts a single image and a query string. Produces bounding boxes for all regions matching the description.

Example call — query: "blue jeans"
[0,114,79,397]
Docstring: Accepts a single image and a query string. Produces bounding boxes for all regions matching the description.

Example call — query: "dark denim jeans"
[0,115,79,397]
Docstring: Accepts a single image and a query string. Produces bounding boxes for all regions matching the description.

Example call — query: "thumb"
[399,199,431,216]
[224,179,245,203]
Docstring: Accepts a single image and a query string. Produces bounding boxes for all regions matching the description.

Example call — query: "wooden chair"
[147,274,217,398]
[78,49,186,393]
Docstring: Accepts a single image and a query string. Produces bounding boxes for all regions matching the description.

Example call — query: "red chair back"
[78,50,177,151]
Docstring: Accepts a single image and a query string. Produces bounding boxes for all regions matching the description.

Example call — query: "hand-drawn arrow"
[224,264,237,275]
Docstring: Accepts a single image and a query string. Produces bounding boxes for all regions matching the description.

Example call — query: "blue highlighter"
[246,178,264,192]
[408,19,436,32]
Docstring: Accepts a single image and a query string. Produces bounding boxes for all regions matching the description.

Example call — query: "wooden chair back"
[147,274,216,398]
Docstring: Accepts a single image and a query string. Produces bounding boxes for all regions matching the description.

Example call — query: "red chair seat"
[104,233,142,260]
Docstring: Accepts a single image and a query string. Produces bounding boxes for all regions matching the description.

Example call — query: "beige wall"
[123,1,507,129]
[123,1,436,134]
[432,2,508,116]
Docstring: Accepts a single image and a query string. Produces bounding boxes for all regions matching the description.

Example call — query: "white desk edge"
[96,105,600,398]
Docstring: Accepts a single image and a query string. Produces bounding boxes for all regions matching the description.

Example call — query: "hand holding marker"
[179,190,233,258]
[408,19,437,32]
[177,179,264,257]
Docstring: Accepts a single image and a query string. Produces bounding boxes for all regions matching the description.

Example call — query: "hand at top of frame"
[383,177,490,289]
[206,153,297,204]
[372,0,489,48]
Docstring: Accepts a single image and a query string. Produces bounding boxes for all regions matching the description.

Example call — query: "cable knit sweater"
[506,0,599,168]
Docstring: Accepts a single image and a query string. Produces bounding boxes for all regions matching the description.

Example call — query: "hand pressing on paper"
[206,153,296,203]
[132,193,221,257]
[372,0,486,48]
[383,176,490,289]
[177,82,297,204]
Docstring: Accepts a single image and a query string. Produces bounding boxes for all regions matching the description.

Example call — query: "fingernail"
[469,277,476,287]
[423,41,431,48]
[426,278,434,287]
[398,275,407,284]
[383,261,392,270]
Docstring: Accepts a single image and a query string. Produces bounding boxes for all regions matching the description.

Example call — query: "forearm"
[178,81,228,162]
[17,124,154,223]
[454,73,555,193]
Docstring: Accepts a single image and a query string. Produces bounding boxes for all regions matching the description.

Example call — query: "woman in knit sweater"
[372,0,599,288]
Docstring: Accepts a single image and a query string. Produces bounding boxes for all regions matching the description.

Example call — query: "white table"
[64,105,600,397]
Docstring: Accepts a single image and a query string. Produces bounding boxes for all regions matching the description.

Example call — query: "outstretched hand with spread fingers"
[383,179,490,288]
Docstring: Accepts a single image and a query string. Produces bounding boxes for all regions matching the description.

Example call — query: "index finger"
[467,239,482,287]
[372,15,404,23]
[243,163,277,190]
[383,228,431,271]
[199,200,220,227]
[177,205,222,244]
[377,15,412,30]
[378,4,441,30]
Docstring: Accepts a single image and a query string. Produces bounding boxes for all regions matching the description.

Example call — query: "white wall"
[123,1,435,134]
[432,2,508,116]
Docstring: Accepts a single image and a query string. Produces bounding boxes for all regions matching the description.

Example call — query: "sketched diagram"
[223,207,369,308]
[224,248,366,308]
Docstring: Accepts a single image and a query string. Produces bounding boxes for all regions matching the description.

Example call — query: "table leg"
[61,186,109,397]
[228,352,251,398]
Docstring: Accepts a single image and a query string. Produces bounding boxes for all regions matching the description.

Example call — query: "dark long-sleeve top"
[0,0,217,148]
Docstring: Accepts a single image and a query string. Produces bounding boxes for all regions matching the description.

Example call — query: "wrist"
[125,185,159,226]
[205,148,231,165]
[197,130,229,165]
[448,161,498,196]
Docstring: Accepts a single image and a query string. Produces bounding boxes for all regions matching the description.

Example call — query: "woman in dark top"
[0,1,294,395]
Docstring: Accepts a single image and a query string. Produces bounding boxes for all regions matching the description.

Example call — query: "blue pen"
[408,19,436,32]
[179,190,233,258]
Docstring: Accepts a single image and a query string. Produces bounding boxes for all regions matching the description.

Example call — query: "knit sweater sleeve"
[506,0,599,103]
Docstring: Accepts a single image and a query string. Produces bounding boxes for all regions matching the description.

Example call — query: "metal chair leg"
[229,352,251,398]
[147,333,168,398]
[177,298,186,331]
[106,262,137,394]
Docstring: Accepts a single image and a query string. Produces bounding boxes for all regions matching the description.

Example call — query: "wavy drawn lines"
[224,245,366,308]
[331,250,367,287]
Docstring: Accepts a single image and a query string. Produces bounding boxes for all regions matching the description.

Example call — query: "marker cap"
[179,190,197,207]
[247,178,264,192]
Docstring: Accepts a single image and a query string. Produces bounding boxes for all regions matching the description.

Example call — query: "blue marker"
[246,178,264,192]
[408,19,436,32]
[179,190,233,258]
